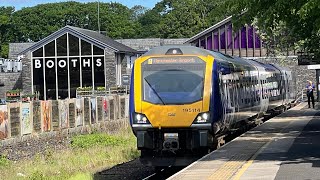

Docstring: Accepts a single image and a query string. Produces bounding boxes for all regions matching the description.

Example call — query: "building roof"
[184,16,232,44]
[19,26,137,55]
[9,43,35,59]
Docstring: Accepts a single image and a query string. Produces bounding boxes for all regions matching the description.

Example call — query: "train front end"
[129,46,215,166]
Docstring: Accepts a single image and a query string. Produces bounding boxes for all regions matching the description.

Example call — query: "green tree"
[138,0,227,38]
[10,1,142,42]
[0,6,14,58]
[216,0,320,56]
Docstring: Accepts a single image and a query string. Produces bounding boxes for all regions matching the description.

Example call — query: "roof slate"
[19,26,137,55]
[184,16,232,44]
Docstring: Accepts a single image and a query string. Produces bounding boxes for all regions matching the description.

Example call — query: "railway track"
[93,159,184,180]
[94,105,292,180]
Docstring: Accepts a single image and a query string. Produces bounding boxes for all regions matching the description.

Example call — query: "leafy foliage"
[1,0,318,58]
[0,6,14,58]
[216,0,320,56]
[71,133,127,149]
[138,0,226,38]
[0,155,10,167]
[10,2,140,42]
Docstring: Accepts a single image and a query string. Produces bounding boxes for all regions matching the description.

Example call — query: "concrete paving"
[169,102,320,180]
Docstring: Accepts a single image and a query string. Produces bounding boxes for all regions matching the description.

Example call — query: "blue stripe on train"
[210,61,223,123]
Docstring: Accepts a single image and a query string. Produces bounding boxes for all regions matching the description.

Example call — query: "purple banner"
[214,33,219,50]
[207,36,212,50]
[248,26,254,48]
[241,27,247,48]
[220,30,226,49]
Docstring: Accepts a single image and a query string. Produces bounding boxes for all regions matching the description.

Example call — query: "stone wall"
[0,72,22,99]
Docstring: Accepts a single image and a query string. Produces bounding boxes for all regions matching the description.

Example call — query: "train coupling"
[163,133,179,152]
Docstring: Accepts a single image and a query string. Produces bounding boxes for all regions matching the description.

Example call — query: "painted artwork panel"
[91,98,96,124]
[109,99,114,120]
[33,101,41,132]
[9,104,20,137]
[120,98,125,119]
[59,100,69,128]
[83,98,90,125]
[103,97,109,121]
[51,100,59,130]
[75,98,83,127]
[97,97,103,122]
[21,103,32,135]
[0,105,8,139]
[41,101,52,132]
[69,101,75,128]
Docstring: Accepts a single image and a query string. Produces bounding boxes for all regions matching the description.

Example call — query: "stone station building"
[19,26,138,100]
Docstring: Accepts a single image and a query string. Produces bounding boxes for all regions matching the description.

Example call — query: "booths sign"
[34,58,103,68]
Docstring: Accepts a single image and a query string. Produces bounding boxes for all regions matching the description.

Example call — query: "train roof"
[142,45,213,57]
[142,45,271,69]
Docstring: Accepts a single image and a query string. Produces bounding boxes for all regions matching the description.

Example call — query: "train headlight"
[133,113,150,124]
[194,112,210,123]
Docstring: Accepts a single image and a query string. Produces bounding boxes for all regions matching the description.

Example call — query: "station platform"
[169,102,320,180]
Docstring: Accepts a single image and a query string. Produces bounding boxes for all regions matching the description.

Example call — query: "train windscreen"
[142,56,206,105]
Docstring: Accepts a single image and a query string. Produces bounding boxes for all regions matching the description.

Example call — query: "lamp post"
[98,0,101,33]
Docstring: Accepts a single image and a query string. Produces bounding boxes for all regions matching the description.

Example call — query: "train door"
[260,74,269,112]
[219,62,236,128]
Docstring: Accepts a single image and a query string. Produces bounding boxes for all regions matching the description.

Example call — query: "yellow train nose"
[141,101,203,128]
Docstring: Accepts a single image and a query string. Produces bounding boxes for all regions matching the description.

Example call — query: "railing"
[76,87,129,97]
[295,88,306,103]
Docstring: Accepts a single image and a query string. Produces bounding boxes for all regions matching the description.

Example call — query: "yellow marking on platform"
[232,140,273,180]
[206,155,250,180]
[232,112,303,180]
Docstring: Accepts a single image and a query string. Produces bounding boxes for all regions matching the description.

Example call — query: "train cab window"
[142,57,206,105]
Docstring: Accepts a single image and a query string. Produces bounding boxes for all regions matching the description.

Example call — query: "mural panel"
[9,103,20,137]
[0,105,8,139]
[109,99,114,120]
[21,103,32,135]
[103,97,109,121]
[33,101,41,132]
[52,100,59,130]
[91,98,96,124]
[120,98,125,119]
[41,101,52,132]
[97,97,103,122]
[69,101,75,128]
[75,98,83,127]
[84,98,90,125]
[59,100,69,128]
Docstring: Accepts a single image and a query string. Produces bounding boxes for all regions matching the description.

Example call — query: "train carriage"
[129,46,295,166]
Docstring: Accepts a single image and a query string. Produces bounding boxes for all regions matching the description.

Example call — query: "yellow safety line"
[232,104,307,180]
[232,140,273,180]
[207,103,309,180]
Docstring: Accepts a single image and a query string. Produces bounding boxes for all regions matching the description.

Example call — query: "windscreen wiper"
[144,78,166,105]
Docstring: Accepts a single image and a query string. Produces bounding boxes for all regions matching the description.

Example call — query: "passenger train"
[129,46,295,166]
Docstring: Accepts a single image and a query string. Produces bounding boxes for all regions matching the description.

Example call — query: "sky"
[0,0,161,10]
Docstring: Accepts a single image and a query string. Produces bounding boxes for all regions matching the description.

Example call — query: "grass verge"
[0,127,139,180]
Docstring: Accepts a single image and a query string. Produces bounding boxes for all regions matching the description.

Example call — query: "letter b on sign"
[35,59,41,68]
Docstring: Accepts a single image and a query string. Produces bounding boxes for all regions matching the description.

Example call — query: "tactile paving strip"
[206,140,267,180]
